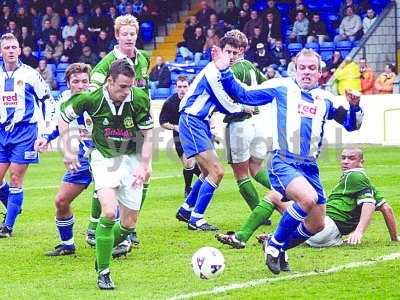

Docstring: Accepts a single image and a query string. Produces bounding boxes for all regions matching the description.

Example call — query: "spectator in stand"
[359,58,375,94]
[249,26,267,54]
[334,56,361,95]
[18,26,34,49]
[271,39,290,70]
[39,20,58,47]
[307,13,329,44]
[107,6,118,24]
[363,8,377,34]
[287,55,296,77]
[95,30,113,54]
[37,59,56,90]
[319,66,332,88]
[238,9,250,31]
[181,15,198,46]
[326,51,344,75]
[139,3,159,24]
[0,4,15,34]
[20,46,38,69]
[374,63,397,94]
[14,0,28,14]
[289,10,309,44]
[7,20,21,40]
[149,56,171,96]
[253,43,272,73]
[132,0,144,15]
[42,6,60,30]
[178,26,205,65]
[78,46,99,67]
[75,21,90,42]
[223,0,239,30]
[117,0,128,15]
[203,28,220,59]
[243,10,263,40]
[60,37,79,63]
[196,1,216,29]
[340,0,360,18]
[265,65,281,80]
[262,11,281,46]
[265,0,281,25]
[88,6,108,35]
[76,33,93,54]
[75,3,89,26]
[334,6,363,42]
[30,7,43,39]
[289,1,309,23]
[62,16,78,41]
[44,33,64,63]
[15,7,32,29]
[60,8,72,27]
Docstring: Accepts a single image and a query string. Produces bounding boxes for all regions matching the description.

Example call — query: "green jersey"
[60,87,153,158]
[90,46,150,93]
[326,168,385,235]
[223,59,267,123]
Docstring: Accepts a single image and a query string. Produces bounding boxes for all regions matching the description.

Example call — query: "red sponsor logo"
[2,93,18,106]
[298,102,317,118]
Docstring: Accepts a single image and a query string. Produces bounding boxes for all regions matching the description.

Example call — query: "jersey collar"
[113,45,138,66]
[103,86,132,115]
[343,167,366,174]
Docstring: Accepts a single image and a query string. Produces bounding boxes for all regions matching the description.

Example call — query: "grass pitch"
[0,147,399,299]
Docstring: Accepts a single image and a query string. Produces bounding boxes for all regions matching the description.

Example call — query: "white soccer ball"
[191,246,225,279]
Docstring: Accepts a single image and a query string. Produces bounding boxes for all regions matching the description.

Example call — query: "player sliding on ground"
[59,59,153,290]
[212,46,364,274]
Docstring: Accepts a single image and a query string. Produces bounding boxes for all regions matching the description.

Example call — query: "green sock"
[237,178,260,210]
[252,169,271,189]
[95,217,115,273]
[113,222,134,247]
[236,198,275,242]
[140,182,150,210]
[88,193,101,231]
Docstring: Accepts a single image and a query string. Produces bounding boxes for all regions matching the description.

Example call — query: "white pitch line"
[23,174,180,191]
[167,252,400,300]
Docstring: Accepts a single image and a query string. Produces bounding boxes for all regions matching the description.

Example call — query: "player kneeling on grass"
[59,59,153,290]
[217,148,399,261]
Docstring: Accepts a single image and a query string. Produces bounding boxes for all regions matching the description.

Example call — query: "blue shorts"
[178,113,214,158]
[268,151,326,204]
[63,153,92,187]
[0,123,38,164]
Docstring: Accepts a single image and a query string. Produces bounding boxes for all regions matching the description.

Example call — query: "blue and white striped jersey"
[0,61,55,127]
[179,62,244,120]
[220,69,363,159]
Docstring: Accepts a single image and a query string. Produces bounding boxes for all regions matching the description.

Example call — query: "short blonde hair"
[114,14,139,36]
[224,29,248,48]
[0,33,18,47]
[65,63,91,83]
[295,48,322,71]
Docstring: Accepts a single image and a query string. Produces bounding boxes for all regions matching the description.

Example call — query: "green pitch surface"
[1,147,399,299]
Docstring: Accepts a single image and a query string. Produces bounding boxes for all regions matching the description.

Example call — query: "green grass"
[0,147,399,299]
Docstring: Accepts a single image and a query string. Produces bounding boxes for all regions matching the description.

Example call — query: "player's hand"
[243,105,255,114]
[345,89,361,106]
[211,46,229,70]
[63,152,81,172]
[346,231,363,245]
[35,138,49,153]
[132,163,151,188]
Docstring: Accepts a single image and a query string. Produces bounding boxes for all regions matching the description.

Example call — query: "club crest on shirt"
[17,80,24,86]
[298,100,317,118]
[124,117,134,128]
[103,118,109,126]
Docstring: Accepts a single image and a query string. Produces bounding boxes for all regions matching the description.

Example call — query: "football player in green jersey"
[60,59,153,290]
[86,14,151,253]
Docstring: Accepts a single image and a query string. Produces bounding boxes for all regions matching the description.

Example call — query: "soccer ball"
[191,247,225,279]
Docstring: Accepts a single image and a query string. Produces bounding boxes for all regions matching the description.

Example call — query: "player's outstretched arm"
[346,202,375,245]
[377,202,399,241]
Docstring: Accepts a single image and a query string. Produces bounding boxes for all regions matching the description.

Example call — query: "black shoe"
[45,244,76,256]
[256,233,271,245]
[215,231,245,249]
[176,211,189,223]
[263,240,281,274]
[128,231,140,246]
[188,220,219,232]
[86,229,96,247]
[97,268,115,290]
[0,226,12,238]
[112,240,132,259]
[280,251,291,272]
[263,219,272,226]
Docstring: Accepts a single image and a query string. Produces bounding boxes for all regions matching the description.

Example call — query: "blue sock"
[56,215,75,249]
[269,202,307,249]
[189,177,217,224]
[178,176,204,217]
[282,222,313,250]
[0,181,9,208]
[4,187,23,229]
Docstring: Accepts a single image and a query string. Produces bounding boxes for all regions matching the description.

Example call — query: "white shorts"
[306,215,343,248]
[90,149,142,211]
[225,117,269,164]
